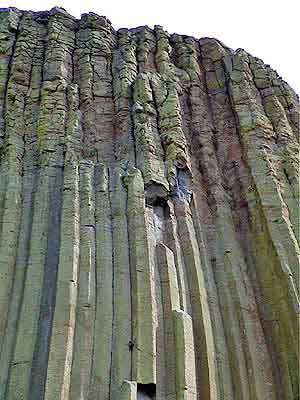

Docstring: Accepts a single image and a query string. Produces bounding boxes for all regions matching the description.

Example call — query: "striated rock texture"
[0,7,299,400]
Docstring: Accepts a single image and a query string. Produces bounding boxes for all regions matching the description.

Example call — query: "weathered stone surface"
[0,7,299,400]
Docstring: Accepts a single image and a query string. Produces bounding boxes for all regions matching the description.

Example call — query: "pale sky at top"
[1,0,299,94]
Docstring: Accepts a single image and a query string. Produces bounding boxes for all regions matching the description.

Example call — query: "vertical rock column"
[0,10,28,348]
[0,9,21,243]
[44,160,80,400]
[70,161,96,400]
[157,243,197,399]
[110,169,132,397]
[125,168,156,385]
[76,13,116,164]
[7,9,76,400]
[174,200,218,399]
[173,310,197,399]
[113,29,137,166]
[224,49,299,399]
[0,8,22,148]
[44,82,82,400]
[0,11,45,398]
[132,73,168,191]
[87,163,112,400]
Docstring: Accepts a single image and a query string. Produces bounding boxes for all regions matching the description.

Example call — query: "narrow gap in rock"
[137,383,156,399]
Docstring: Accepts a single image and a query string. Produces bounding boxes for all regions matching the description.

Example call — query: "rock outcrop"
[0,7,299,400]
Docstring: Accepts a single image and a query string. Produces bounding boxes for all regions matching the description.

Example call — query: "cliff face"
[0,7,299,400]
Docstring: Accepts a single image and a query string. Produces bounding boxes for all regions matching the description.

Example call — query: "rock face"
[0,7,299,400]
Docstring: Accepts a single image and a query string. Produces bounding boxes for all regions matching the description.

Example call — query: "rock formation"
[0,7,299,400]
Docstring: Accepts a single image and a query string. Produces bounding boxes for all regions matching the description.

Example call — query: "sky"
[1,0,299,94]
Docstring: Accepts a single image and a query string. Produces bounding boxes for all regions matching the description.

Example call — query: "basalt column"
[0,7,299,400]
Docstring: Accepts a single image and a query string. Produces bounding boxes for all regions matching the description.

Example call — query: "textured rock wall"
[0,7,299,400]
